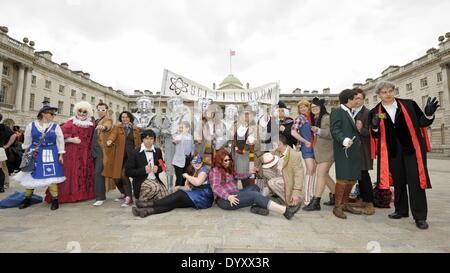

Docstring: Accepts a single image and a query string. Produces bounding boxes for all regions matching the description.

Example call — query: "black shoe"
[284,204,301,220]
[18,197,32,209]
[302,197,321,211]
[323,193,335,206]
[132,206,140,217]
[415,220,429,230]
[388,212,409,219]
[250,205,269,216]
[50,198,59,210]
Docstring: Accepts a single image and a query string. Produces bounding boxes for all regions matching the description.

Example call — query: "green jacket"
[330,107,361,180]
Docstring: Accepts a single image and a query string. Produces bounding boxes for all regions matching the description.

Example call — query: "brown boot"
[347,199,366,208]
[343,181,362,215]
[363,202,375,215]
[333,181,347,219]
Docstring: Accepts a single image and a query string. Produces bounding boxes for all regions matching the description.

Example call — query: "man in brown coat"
[91,102,113,206]
[267,134,304,209]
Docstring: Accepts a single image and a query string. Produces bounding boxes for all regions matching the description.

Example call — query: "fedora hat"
[261,152,279,169]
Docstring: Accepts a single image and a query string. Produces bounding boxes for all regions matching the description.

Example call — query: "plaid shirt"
[292,114,308,132]
[209,167,249,200]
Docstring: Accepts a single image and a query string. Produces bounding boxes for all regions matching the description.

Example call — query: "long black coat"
[125,147,164,186]
[368,98,433,188]
[330,107,361,180]
[355,106,373,171]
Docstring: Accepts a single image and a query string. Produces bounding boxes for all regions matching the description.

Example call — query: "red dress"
[45,117,95,203]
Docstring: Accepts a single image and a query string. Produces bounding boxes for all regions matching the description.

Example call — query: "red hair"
[213,149,234,183]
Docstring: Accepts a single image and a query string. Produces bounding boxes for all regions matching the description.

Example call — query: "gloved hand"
[371,115,380,130]
[66,137,81,144]
[424,97,440,116]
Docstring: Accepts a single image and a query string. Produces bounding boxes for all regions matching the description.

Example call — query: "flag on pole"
[230,50,236,56]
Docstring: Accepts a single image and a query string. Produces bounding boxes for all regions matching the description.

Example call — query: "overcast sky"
[2,0,449,94]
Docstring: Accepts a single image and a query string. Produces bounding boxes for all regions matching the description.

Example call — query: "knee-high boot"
[343,182,362,215]
[333,181,347,219]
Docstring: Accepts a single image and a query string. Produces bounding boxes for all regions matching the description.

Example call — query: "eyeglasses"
[78,110,88,114]
[44,112,56,116]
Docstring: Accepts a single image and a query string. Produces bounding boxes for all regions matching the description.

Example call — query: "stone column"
[22,65,33,112]
[15,63,25,111]
[0,54,5,80]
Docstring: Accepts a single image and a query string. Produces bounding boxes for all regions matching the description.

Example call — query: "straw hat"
[261,152,279,169]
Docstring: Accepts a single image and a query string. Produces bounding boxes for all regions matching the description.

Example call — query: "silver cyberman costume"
[133,96,162,136]
[160,97,191,192]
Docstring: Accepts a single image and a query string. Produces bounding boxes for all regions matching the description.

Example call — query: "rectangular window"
[437,72,442,83]
[70,104,74,116]
[395,88,399,95]
[116,105,120,111]
[152,108,156,113]
[91,96,95,104]
[0,85,7,103]
[162,108,166,114]
[123,106,126,112]
[406,83,412,91]
[30,93,35,110]
[422,95,429,109]
[373,95,377,104]
[59,85,65,94]
[364,98,369,105]
[82,93,86,100]
[58,101,64,114]
[45,80,52,89]
[109,102,113,109]
[31,75,37,85]
[71,89,76,97]
[420,77,428,88]
[439,91,444,109]
[2,65,8,76]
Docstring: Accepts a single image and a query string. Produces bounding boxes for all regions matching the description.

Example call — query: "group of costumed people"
[9,80,440,229]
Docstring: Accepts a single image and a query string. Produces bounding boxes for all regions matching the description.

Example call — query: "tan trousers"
[268,176,286,204]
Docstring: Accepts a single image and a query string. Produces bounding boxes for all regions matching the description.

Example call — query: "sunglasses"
[78,110,88,114]
[223,158,232,163]
[44,112,56,116]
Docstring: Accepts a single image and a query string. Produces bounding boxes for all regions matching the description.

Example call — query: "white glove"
[66,137,81,144]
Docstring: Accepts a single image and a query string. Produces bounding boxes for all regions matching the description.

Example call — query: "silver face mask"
[136,96,153,114]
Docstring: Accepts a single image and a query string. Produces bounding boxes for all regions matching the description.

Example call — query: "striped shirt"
[209,167,250,200]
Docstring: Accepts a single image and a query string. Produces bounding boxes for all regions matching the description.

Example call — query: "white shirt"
[340,105,355,147]
[140,143,156,180]
[353,105,363,119]
[382,101,398,124]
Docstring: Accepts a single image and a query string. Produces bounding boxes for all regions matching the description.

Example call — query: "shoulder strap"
[31,124,51,152]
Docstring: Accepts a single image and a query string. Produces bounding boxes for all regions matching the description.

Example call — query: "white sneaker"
[114,195,125,202]
[93,200,105,206]
[121,197,132,208]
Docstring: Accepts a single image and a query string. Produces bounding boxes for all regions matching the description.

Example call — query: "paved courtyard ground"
[1,159,449,253]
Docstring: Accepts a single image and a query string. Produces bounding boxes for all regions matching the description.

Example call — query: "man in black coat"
[368,81,439,230]
[125,129,167,203]
[351,89,375,215]
[276,101,297,149]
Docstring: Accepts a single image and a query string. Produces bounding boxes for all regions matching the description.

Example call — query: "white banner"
[161,69,279,105]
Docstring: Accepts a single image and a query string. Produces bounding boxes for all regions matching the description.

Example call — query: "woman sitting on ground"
[210,149,299,220]
[132,154,213,217]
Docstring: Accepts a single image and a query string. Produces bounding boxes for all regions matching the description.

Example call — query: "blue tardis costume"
[180,165,213,209]
[12,101,66,210]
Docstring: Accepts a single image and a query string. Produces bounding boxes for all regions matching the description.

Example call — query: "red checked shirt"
[209,167,250,200]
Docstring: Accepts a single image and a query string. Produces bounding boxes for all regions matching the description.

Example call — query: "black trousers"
[152,190,195,214]
[0,167,5,190]
[174,165,186,187]
[389,139,428,221]
[358,170,374,203]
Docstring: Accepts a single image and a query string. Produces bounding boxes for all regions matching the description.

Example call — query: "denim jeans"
[217,185,270,210]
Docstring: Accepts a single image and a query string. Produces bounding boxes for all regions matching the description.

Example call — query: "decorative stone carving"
[23,37,29,43]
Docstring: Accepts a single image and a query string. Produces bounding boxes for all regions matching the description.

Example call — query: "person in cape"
[368,81,439,230]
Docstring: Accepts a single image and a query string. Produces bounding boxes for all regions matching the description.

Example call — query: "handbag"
[19,125,50,172]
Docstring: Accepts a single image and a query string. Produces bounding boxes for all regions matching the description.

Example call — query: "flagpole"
[229,50,232,75]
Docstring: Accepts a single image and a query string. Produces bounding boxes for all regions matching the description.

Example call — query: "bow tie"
[145,150,154,153]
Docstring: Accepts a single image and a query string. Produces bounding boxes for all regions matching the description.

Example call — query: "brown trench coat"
[102,124,141,179]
